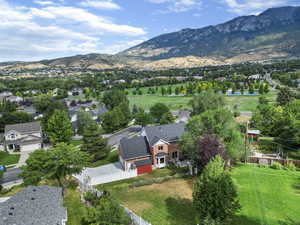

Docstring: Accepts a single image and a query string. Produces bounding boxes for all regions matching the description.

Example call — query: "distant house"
[294,79,300,88]
[6,96,23,103]
[119,123,186,175]
[4,121,43,152]
[172,110,191,123]
[0,91,13,98]
[247,130,261,141]
[0,185,67,225]
[249,74,260,80]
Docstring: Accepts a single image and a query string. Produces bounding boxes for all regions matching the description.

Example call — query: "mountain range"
[2,6,300,71]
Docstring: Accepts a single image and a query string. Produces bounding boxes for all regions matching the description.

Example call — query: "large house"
[4,121,43,152]
[0,185,67,225]
[119,123,186,175]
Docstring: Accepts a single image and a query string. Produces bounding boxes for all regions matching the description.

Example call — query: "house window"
[158,145,164,150]
[160,158,165,164]
[9,134,16,139]
[172,151,178,159]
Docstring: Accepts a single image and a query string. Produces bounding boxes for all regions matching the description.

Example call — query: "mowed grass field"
[0,151,20,166]
[128,89,277,112]
[105,164,300,225]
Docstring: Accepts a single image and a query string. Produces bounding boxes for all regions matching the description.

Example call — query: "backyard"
[98,164,300,225]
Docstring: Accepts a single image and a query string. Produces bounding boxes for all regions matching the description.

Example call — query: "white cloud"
[34,0,55,6]
[148,0,202,13]
[43,6,146,35]
[0,0,146,61]
[80,0,121,10]
[222,0,290,15]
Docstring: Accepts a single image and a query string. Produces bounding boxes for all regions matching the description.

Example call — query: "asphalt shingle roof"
[5,121,41,135]
[120,136,151,160]
[0,185,67,225]
[144,123,186,146]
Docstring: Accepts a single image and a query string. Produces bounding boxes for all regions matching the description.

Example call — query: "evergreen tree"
[160,111,175,125]
[81,121,110,162]
[47,110,73,144]
[193,156,240,222]
[135,108,153,127]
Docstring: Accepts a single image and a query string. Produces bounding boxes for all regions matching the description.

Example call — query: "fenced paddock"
[248,156,300,168]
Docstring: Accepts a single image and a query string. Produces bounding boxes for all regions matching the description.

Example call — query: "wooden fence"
[248,156,300,168]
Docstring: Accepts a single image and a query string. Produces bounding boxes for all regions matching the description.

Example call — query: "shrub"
[270,162,283,170]
[285,162,297,171]
[84,191,95,202]
[258,164,269,169]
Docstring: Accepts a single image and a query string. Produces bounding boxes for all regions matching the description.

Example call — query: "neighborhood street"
[106,126,142,147]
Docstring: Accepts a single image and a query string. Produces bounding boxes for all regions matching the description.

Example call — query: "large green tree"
[102,90,128,110]
[193,156,240,223]
[81,121,110,162]
[135,108,153,127]
[189,91,225,116]
[150,103,170,123]
[47,109,74,144]
[21,143,88,191]
[181,108,244,166]
[77,109,94,135]
[82,195,131,225]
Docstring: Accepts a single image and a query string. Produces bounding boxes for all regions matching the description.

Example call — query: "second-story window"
[10,133,16,139]
[158,145,164,150]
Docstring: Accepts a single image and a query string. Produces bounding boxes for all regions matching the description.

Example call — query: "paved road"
[106,126,142,147]
[0,168,22,184]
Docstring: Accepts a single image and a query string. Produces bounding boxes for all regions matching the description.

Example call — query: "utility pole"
[244,121,249,164]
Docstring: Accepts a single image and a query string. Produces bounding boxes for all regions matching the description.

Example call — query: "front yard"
[0,151,20,166]
[100,164,300,225]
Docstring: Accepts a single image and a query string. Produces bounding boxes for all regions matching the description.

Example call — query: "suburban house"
[0,185,67,225]
[119,123,186,175]
[4,121,43,152]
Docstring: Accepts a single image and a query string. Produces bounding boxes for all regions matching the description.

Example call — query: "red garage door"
[137,164,152,175]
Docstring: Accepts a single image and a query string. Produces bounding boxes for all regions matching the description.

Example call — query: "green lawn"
[127,89,277,112]
[232,164,300,225]
[101,164,300,225]
[0,151,20,166]
[64,188,86,225]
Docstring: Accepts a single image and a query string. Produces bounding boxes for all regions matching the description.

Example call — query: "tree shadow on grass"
[232,215,262,225]
[292,177,300,194]
[165,197,196,225]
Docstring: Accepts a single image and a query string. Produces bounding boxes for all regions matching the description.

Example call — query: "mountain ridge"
[1,6,300,71]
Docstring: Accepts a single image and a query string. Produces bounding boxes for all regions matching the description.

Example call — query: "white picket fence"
[78,177,152,225]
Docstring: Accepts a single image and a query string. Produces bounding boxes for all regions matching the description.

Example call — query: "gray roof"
[5,121,41,135]
[0,185,67,225]
[120,136,151,160]
[144,123,186,146]
[134,159,152,167]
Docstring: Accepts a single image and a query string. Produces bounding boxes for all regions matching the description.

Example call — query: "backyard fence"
[78,175,152,225]
[124,207,152,225]
[248,156,300,168]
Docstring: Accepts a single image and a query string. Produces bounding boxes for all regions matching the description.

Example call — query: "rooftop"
[5,121,41,135]
[0,185,67,225]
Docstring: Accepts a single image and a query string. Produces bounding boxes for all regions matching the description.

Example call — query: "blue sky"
[0,0,299,61]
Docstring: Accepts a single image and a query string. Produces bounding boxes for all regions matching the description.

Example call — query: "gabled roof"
[120,136,151,160]
[0,185,67,225]
[143,123,186,146]
[5,121,41,135]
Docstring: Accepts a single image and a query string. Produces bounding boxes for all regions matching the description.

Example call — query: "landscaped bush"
[84,191,95,202]
[270,162,283,170]
[285,162,297,171]
[258,164,269,168]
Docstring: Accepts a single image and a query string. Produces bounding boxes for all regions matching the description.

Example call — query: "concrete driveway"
[75,162,137,186]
